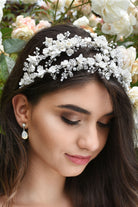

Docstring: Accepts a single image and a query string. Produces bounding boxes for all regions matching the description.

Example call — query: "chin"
[64,167,86,177]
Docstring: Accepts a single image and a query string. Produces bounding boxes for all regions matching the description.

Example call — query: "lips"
[65,153,91,165]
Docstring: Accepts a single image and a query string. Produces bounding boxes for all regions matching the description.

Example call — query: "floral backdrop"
[0,0,138,148]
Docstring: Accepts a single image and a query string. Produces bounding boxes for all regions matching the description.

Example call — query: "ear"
[12,94,31,128]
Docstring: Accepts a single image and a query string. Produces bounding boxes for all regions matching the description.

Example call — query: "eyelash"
[97,121,111,128]
[61,116,113,128]
[61,116,80,126]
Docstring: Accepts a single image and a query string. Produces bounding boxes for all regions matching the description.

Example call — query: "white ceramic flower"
[48,66,57,74]
[95,54,103,62]
[102,13,136,39]
[73,16,89,27]
[37,65,45,78]
[91,0,130,23]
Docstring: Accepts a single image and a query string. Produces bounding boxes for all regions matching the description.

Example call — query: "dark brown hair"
[0,24,138,207]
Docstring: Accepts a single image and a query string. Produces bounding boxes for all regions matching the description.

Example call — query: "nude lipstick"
[65,153,91,165]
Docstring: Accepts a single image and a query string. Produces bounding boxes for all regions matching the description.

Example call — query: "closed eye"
[97,121,112,128]
[61,116,80,126]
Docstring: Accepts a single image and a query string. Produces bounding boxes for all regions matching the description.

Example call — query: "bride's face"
[27,81,113,177]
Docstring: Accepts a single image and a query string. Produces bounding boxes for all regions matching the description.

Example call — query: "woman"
[0,24,137,207]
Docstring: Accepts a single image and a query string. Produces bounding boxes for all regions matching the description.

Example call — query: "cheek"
[28,111,70,152]
[101,136,108,149]
[97,129,109,152]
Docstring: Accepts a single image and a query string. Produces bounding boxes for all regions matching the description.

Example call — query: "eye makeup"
[97,120,112,128]
[97,115,114,129]
[56,104,114,127]
[60,111,81,126]
[61,116,80,125]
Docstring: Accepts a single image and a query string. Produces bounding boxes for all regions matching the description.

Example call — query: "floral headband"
[19,31,132,91]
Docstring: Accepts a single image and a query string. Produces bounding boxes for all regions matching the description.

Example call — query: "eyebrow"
[57,104,90,115]
[57,104,114,116]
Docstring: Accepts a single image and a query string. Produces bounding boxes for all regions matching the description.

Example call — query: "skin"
[1,80,113,207]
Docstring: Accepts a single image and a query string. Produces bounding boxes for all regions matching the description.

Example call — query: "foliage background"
[0,0,138,153]
[0,0,138,94]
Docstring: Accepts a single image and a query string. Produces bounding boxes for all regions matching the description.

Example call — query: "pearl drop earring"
[21,123,28,139]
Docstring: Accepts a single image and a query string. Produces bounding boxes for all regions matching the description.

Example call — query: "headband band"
[19,31,131,90]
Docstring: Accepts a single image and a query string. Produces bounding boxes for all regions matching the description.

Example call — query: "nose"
[77,123,100,152]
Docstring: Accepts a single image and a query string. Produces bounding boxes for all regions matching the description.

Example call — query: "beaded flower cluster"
[19,31,132,90]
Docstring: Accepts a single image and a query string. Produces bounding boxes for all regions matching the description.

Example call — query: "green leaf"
[5,56,15,73]
[43,0,52,3]
[10,53,18,61]
[131,81,138,87]
[1,28,13,40]
[3,38,26,54]
[0,54,9,82]
[0,84,4,97]
[6,13,15,20]
[117,41,134,48]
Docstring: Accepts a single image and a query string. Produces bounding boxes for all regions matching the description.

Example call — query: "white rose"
[131,59,138,84]
[117,46,136,71]
[128,87,138,111]
[79,3,92,16]
[102,13,136,39]
[50,0,65,9]
[129,86,138,146]
[89,14,102,27]
[0,0,6,8]
[0,0,6,22]
[14,15,36,31]
[73,16,89,27]
[0,9,2,22]
[37,0,47,7]
[129,6,138,34]
[57,0,65,9]
[67,0,81,7]
[91,0,131,23]
[11,27,35,41]
[65,0,72,7]
[133,21,138,34]
[36,20,51,32]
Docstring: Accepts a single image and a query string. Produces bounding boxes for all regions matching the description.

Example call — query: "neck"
[14,150,69,206]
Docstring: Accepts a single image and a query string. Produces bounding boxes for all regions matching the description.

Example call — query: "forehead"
[35,81,113,115]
